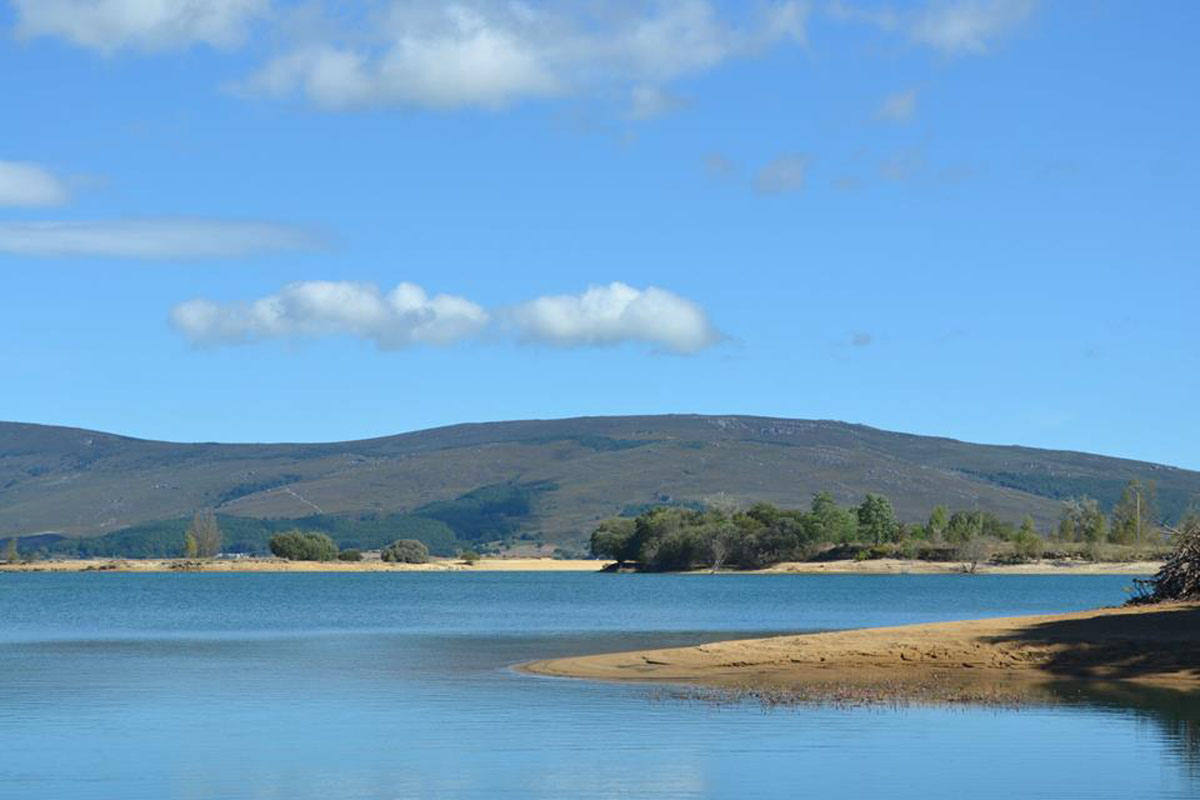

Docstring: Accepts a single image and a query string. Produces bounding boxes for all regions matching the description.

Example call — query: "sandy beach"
[750,558,1162,575]
[0,556,1161,575]
[0,557,614,573]
[521,603,1200,701]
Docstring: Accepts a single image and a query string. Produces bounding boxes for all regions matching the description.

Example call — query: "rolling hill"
[1,415,1196,553]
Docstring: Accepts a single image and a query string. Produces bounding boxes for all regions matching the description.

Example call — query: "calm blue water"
[1,573,1195,799]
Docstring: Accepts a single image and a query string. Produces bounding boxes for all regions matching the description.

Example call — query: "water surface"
[2,573,1194,799]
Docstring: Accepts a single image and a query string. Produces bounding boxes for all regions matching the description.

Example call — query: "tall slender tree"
[187,509,222,558]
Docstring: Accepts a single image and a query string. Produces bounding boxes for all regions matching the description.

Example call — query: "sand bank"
[0,557,613,573]
[521,603,1200,701]
[751,558,1162,575]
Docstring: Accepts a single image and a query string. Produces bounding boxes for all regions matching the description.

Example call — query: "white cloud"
[829,0,1035,55]
[0,219,319,258]
[876,88,917,122]
[171,280,489,348]
[172,280,722,354]
[13,0,269,53]
[911,0,1035,54]
[0,161,71,207]
[508,282,720,354]
[754,154,809,193]
[241,1,807,111]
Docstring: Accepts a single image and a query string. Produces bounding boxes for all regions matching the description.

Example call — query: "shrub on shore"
[268,531,338,562]
[381,539,429,564]
[337,549,363,562]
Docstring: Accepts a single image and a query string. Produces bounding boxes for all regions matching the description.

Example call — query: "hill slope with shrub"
[1,415,1196,551]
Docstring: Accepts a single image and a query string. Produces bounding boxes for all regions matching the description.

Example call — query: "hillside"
[1,415,1196,550]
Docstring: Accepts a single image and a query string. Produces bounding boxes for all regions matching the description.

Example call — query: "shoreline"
[520,603,1200,702]
[746,557,1162,575]
[0,557,614,573]
[0,556,1161,575]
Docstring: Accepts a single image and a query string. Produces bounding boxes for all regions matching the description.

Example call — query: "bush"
[381,539,430,564]
[337,549,363,562]
[268,531,339,561]
[459,548,481,565]
[1131,519,1200,604]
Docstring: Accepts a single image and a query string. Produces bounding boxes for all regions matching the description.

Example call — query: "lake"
[1,573,1195,799]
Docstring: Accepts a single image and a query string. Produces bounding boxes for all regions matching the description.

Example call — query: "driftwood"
[1131,519,1200,604]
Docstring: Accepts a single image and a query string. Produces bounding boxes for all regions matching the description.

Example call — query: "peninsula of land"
[0,557,613,573]
[0,557,1162,574]
[521,603,1200,701]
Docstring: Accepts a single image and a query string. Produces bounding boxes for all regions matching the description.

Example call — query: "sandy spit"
[751,558,1162,575]
[520,603,1200,700]
[0,557,613,573]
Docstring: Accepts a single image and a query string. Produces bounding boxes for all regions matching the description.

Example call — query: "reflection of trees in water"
[1047,681,1200,770]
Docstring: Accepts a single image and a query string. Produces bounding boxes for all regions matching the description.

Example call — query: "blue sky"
[0,1,1196,468]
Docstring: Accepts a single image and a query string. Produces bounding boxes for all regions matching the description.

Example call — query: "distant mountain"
[1,416,1197,548]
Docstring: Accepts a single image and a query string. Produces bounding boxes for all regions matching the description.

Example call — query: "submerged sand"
[522,603,1200,702]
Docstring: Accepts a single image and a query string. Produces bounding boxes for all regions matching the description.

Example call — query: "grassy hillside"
[1,416,1196,550]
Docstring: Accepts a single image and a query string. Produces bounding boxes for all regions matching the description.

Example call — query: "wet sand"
[521,603,1200,702]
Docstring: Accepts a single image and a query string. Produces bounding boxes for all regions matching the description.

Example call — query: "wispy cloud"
[875,88,918,122]
[754,154,809,193]
[628,85,689,120]
[0,219,320,259]
[13,0,269,53]
[172,280,722,354]
[239,1,808,111]
[703,152,738,179]
[0,161,71,207]
[829,0,1036,55]
[880,147,924,181]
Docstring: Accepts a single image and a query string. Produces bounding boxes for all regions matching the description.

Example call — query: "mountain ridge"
[1,415,1196,542]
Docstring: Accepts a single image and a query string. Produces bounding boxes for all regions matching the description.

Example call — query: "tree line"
[590,480,1174,571]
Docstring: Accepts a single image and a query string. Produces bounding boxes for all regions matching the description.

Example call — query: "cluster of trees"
[268,530,340,561]
[591,480,1170,572]
[1055,480,1163,545]
[592,493,914,572]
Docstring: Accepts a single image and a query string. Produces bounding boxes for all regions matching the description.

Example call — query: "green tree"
[183,531,199,559]
[589,518,636,566]
[459,548,481,565]
[381,539,429,564]
[1060,497,1107,543]
[1110,479,1159,545]
[857,494,898,545]
[1011,516,1042,561]
[945,511,978,544]
[810,492,858,543]
[268,530,338,561]
[928,505,949,541]
[187,509,222,558]
[4,537,17,564]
